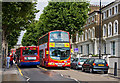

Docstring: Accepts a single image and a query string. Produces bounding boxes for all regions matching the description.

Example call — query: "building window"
[92,27,95,38]
[93,43,94,55]
[87,44,89,55]
[104,12,106,19]
[92,16,94,22]
[81,32,84,41]
[103,24,106,37]
[114,20,118,35]
[80,45,83,54]
[115,6,118,14]
[108,22,112,36]
[85,30,87,40]
[79,37,81,42]
[88,29,91,39]
[104,43,106,54]
[111,41,115,55]
[88,18,90,24]
[109,9,112,16]
[76,33,78,42]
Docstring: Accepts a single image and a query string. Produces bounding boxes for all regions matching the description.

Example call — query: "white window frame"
[92,27,95,38]
[82,32,84,41]
[88,29,91,39]
[114,5,118,14]
[103,12,106,19]
[109,8,112,16]
[111,41,115,56]
[92,16,94,22]
[76,33,78,42]
[85,30,88,41]
[113,20,118,35]
[103,24,107,37]
[108,22,112,37]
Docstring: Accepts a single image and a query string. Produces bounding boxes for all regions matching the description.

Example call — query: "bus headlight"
[24,57,27,60]
[65,63,70,65]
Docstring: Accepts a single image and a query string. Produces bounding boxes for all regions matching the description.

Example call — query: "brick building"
[101,0,120,69]
[71,0,120,69]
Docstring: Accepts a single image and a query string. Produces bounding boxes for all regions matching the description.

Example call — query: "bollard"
[114,62,117,76]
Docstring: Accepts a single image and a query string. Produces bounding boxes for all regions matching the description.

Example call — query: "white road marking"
[24,75,30,82]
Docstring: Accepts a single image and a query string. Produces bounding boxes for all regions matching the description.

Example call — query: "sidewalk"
[2,64,26,82]
[108,68,120,80]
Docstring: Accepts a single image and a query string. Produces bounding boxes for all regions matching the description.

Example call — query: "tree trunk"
[2,28,8,67]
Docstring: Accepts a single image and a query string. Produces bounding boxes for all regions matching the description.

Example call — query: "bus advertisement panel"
[16,46,40,66]
[38,30,71,68]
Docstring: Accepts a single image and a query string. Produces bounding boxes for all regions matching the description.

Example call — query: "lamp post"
[99,0,102,59]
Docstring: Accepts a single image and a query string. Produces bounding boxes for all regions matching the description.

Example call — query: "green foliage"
[39,2,90,35]
[22,20,39,46]
[2,2,39,50]
[92,54,98,57]
[22,2,90,46]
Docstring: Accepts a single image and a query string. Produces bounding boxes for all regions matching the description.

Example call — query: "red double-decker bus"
[38,30,71,68]
[16,46,40,66]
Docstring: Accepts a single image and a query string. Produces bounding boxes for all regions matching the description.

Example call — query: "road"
[20,66,76,83]
[19,66,119,83]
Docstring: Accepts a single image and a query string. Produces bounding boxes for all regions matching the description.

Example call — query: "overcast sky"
[17,0,115,45]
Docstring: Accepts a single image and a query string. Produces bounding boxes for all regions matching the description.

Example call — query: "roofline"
[101,1,115,10]
[88,11,100,15]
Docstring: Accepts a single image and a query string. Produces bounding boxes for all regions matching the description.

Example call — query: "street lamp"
[99,0,102,59]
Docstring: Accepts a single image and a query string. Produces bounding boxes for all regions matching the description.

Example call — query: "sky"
[17,0,115,45]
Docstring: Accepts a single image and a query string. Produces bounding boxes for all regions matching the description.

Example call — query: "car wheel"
[82,67,85,72]
[76,66,78,70]
[104,71,108,74]
[89,68,93,73]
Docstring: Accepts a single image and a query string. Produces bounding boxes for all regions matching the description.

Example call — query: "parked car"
[82,58,109,74]
[70,58,87,69]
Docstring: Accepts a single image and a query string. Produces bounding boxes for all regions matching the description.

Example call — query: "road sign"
[74,48,78,52]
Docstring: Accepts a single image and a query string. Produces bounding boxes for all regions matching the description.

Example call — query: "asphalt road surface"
[20,66,77,83]
[19,66,119,83]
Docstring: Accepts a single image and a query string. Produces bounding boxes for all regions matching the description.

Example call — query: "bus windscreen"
[50,47,70,60]
[50,31,69,42]
[23,50,37,56]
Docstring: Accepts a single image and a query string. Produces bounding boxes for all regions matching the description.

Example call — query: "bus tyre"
[104,71,108,74]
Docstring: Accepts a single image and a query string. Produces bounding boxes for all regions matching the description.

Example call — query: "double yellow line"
[16,65,23,76]
[37,65,47,71]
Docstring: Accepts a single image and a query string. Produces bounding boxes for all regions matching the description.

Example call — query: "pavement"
[1,62,120,82]
[108,68,120,80]
[2,63,26,82]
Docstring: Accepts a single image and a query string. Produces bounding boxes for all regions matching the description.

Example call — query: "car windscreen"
[80,58,87,62]
[50,47,70,60]
[94,59,106,63]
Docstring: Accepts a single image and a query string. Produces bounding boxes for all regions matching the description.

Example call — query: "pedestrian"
[10,55,13,67]
[6,54,10,69]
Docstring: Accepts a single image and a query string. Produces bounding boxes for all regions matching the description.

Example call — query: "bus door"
[39,49,44,65]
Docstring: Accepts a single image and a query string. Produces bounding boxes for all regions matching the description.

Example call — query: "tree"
[2,2,39,51]
[22,2,90,46]
[39,2,90,36]
[2,2,39,65]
